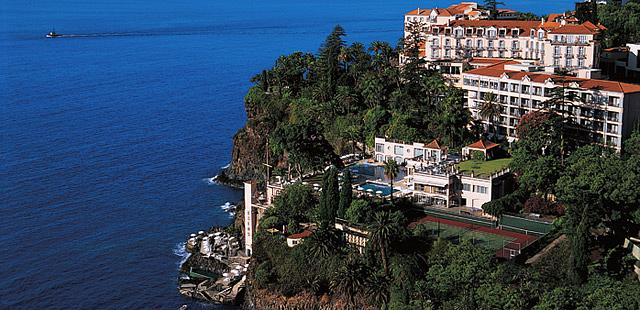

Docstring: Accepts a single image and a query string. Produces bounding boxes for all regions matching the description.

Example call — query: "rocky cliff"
[242,281,376,310]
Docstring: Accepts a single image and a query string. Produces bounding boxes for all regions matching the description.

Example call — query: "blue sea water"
[1,0,577,308]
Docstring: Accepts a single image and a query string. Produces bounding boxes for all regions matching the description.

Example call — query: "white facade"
[407,162,511,208]
[461,63,640,150]
[243,181,284,256]
[423,20,601,70]
[374,137,446,164]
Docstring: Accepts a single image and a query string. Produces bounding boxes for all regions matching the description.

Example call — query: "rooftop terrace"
[456,158,512,177]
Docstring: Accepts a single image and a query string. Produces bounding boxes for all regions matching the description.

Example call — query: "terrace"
[456,158,512,178]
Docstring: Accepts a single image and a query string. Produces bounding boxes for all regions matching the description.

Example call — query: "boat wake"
[173,242,190,269]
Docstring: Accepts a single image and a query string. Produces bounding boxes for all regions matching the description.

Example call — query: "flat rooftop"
[456,158,512,177]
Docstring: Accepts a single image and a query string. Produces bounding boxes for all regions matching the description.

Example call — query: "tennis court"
[412,216,538,258]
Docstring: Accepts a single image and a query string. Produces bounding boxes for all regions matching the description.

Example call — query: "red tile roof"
[466,139,500,150]
[406,8,431,16]
[469,57,512,65]
[465,63,640,94]
[425,139,443,150]
[549,23,600,35]
[406,3,477,17]
[546,13,564,22]
[288,230,312,239]
[450,20,546,33]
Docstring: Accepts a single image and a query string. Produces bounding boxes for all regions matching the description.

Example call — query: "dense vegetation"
[597,0,640,48]
[246,26,479,181]
[242,20,640,309]
[253,156,640,309]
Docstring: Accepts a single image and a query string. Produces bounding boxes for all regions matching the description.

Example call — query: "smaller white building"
[286,230,312,247]
[374,137,447,164]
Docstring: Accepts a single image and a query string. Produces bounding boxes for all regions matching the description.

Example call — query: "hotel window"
[578,58,585,67]
[375,143,384,153]
[578,47,586,56]
[530,29,535,37]
[474,185,488,194]
[499,40,505,48]
[533,86,542,95]
[477,40,483,48]
[512,41,518,50]
[566,46,572,55]
[554,58,560,66]
[445,39,451,46]
[532,99,540,108]
[414,148,424,159]
[609,96,620,107]
[394,145,404,155]
[488,29,496,38]
[565,58,572,67]
[462,183,471,191]
[466,39,472,47]
[554,46,561,56]
[538,31,544,40]
[608,124,619,134]
[578,35,587,43]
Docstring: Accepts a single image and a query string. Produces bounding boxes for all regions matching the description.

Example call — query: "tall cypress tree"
[338,169,352,219]
[319,166,340,225]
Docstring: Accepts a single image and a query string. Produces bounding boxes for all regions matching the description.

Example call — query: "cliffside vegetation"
[250,142,640,309]
[226,25,479,182]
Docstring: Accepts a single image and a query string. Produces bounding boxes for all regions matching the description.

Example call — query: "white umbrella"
[357,186,364,191]
[375,190,383,195]
[313,183,320,187]
[366,189,374,193]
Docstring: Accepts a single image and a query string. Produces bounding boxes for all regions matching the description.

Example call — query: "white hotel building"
[462,61,640,149]
[374,138,512,208]
[404,3,605,72]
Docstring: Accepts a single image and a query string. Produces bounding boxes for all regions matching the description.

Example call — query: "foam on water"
[173,242,190,269]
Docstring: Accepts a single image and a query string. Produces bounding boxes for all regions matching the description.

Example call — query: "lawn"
[417,220,516,251]
[456,158,512,177]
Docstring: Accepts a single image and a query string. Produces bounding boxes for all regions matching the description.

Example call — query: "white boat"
[46,30,61,38]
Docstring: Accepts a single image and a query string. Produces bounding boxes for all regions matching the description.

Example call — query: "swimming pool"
[349,163,405,181]
[350,163,377,176]
[357,181,399,197]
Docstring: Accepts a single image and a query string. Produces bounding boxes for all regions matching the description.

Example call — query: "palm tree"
[368,211,403,276]
[479,92,501,141]
[383,159,399,202]
[330,257,368,306]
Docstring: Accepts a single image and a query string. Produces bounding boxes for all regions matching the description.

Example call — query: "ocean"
[0,0,578,308]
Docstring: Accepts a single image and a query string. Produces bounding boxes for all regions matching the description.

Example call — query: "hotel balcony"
[577,54,587,59]
[553,54,562,58]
